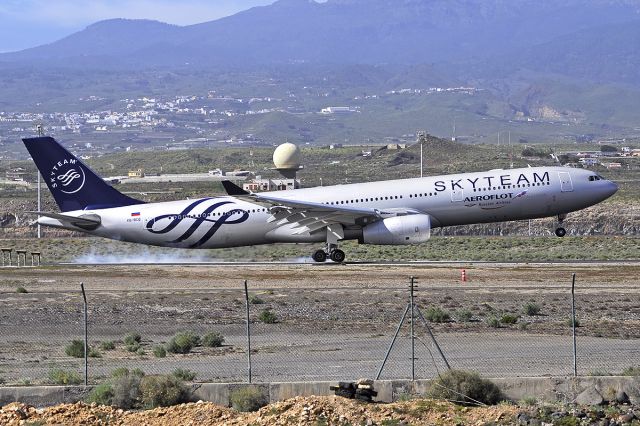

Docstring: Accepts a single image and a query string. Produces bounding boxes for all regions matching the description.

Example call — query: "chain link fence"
[0,276,638,386]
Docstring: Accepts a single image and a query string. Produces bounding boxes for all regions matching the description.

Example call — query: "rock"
[616,390,630,404]
[596,419,610,426]
[516,411,530,425]
[618,413,634,423]
[357,378,374,386]
[576,387,605,406]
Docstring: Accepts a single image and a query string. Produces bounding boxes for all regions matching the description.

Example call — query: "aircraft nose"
[604,180,618,197]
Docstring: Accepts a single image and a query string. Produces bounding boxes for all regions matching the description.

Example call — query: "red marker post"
[461,269,467,283]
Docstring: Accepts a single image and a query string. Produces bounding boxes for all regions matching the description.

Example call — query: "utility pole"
[417,131,426,178]
[36,124,43,239]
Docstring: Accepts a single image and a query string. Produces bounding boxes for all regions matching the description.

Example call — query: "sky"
[0,0,276,53]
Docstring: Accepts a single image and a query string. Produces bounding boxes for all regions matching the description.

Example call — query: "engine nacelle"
[361,214,431,245]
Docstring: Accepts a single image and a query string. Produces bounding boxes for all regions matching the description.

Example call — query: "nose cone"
[604,180,618,198]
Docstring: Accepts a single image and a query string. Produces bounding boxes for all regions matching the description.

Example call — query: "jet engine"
[361,214,431,245]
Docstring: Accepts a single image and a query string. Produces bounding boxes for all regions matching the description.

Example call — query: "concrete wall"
[1,376,638,408]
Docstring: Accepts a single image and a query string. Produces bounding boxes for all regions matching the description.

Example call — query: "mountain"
[2,0,639,84]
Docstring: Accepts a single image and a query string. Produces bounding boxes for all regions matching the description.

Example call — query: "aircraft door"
[451,188,464,202]
[559,172,573,192]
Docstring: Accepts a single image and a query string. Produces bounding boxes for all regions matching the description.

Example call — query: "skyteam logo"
[49,158,86,194]
[146,198,249,248]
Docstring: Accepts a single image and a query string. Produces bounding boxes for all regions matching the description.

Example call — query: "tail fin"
[22,136,144,212]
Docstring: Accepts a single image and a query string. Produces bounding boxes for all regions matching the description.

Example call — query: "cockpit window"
[588,175,602,181]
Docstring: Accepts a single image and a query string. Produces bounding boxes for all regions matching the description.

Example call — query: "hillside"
[1,0,639,85]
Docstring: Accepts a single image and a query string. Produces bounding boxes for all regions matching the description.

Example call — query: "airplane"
[22,136,618,263]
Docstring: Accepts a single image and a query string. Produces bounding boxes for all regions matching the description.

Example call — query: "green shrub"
[424,306,450,323]
[88,347,102,358]
[455,309,473,322]
[153,345,167,358]
[126,342,141,353]
[89,368,147,409]
[172,368,196,381]
[230,386,268,412]
[621,366,640,376]
[500,314,519,325]
[48,368,82,385]
[100,341,116,351]
[111,367,132,378]
[86,383,114,406]
[124,332,142,346]
[565,317,581,327]
[522,301,541,316]
[111,371,144,409]
[139,375,187,409]
[486,316,500,328]
[166,331,200,354]
[249,294,264,304]
[16,287,28,294]
[202,331,224,348]
[519,396,537,406]
[426,369,503,405]
[65,340,86,358]
[258,309,278,324]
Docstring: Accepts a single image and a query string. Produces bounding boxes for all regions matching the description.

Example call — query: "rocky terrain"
[2,395,640,425]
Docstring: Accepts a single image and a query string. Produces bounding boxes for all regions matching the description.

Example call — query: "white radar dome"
[273,142,301,170]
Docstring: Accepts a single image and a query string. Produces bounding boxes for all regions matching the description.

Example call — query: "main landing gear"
[555,214,567,237]
[312,244,346,263]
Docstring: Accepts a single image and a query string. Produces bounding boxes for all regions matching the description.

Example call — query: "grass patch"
[486,316,500,328]
[100,341,116,351]
[64,340,85,358]
[166,331,200,354]
[153,345,166,358]
[48,368,82,385]
[621,366,640,376]
[202,331,224,348]
[258,309,278,324]
[522,301,541,316]
[230,386,268,412]
[455,309,473,322]
[426,369,503,406]
[172,368,196,381]
[500,313,519,325]
[16,286,28,294]
[424,306,451,323]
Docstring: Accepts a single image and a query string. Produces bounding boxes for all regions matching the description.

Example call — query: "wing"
[221,180,419,235]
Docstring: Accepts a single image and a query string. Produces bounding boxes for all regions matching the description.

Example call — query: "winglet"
[221,180,250,196]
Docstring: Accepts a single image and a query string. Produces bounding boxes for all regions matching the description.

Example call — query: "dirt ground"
[1,262,639,384]
[0,397,521,425]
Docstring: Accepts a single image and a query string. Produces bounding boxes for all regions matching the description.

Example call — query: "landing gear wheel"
[555,227,566,237]
[312,249,327,263]
[330,249,346,263]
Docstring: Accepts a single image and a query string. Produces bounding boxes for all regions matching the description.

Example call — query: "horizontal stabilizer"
[27,211,101,230]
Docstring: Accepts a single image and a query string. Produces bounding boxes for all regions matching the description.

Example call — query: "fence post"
[571,273,577,377]
[80,282,88,386]
[244,280,252,383]
[410,276,415,381]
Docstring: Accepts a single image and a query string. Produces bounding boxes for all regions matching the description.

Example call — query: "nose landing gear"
[555,214,567,237]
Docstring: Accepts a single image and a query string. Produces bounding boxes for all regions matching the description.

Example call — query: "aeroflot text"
[465,193,519,202]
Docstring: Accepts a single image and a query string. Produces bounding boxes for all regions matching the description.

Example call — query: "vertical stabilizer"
[22,136,144,212]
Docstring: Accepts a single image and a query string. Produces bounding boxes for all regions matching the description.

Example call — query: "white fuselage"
[39,166,617,249]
